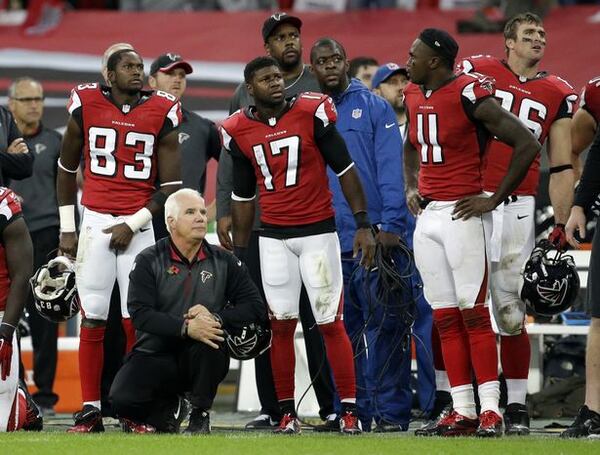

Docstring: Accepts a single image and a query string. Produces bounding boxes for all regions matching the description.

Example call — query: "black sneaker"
[313,414,340,432]
[503,403,530,436]
[67,405,104,433]
[415,402,452,436]
[245,414,280,430]
[19,385,43,431]
[373,419,407,433]
[184,409,210,435]
[561,405,600,439]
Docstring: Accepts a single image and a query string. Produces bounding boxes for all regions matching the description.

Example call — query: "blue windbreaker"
[328,79,409,253]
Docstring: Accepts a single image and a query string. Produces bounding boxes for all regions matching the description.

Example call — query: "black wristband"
[353,211,371,229]
[151,190,168,207]
[233,246,248,263]
[0,322,15,340]
[549,164,573,174]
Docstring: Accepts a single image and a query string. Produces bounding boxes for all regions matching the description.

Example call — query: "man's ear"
[264,42,271,56]
[148,75,157,90]
[247,82,254,98]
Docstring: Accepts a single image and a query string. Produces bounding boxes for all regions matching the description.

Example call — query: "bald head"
[310,38,346,64]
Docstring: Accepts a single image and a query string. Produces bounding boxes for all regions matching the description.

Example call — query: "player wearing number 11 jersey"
[457,13,577,435]
[57,49,182,432]
[221,56,375,435]
[403,28,540,437]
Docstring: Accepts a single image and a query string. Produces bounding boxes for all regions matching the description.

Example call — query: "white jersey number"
[88,127,155,180]
[416,113,443,164]
[495,89,547,140]
[252,136,300,191]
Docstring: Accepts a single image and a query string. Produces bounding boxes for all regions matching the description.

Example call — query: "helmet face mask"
[519,240,580,317]
[30,256,80,323]
[224,323,271,360]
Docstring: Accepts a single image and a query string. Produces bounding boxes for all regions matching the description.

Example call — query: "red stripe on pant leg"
[474,253,489,305]
[461,304,498,385]
[501,328,531,380]
[431,322,446,371]
[269,319,298,402]
[318,320,356,400]
[432,308,472,387]
[7,389,27,431]
[79,326,106,403]
[121,318,136,353]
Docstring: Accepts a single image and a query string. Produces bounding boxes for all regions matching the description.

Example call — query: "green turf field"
[2,432,598,455]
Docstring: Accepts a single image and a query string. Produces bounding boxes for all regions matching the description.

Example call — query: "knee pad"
[491,297,525,336]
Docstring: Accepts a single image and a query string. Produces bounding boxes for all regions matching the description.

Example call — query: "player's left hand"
[185,304,212,320]
[0,323,14,381]
[376,230,401,255]
[354,227,376,268]
[548,223,568,251]
[102,222,134,252]
[453,195,497,220]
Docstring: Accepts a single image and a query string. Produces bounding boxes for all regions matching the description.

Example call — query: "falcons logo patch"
[537,278,568,307]
[201,270,213,283]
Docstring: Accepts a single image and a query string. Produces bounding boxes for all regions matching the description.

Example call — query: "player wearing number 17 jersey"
[457,13,578,435]
[403,29,540,437]
[57,49,182,433]
[221,56,376,435]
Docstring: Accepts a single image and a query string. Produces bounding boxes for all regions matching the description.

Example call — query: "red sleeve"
[0,188,23,235]
[297,93,337,137]
[460,73,496,119]
[580,76,600,123]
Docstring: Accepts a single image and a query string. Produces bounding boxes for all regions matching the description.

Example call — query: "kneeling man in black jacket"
[110,188,267,434]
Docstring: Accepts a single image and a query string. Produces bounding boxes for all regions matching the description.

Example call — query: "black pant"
[247,231,335,420]
[109,342,229,431]
[26,226,59,408]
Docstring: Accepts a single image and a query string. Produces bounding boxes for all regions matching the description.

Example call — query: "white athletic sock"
[83,401,101,411]
[478,380,500,414]
[506,379,528,405]
[435,369,451,393]
[450,384,476,419]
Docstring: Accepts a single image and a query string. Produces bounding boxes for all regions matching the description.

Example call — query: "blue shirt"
[328,79,409,253]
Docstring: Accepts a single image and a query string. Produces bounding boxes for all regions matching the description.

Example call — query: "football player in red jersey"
[572,76,600,175]
[403,28,540,437]
[221,56,375,435]
[457,13,578,435]
[0,187,43,432]
[57,49,182,433]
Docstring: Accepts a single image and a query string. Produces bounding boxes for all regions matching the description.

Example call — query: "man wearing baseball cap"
[371,63,409,139]
[215,13,337,431]
[149,53,221,240]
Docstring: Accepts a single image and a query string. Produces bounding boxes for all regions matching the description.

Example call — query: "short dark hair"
[244,56,281,84]
[504,12,543,53]
[310,38,347,64]
[106,49,139,72]
[348,57,379,78]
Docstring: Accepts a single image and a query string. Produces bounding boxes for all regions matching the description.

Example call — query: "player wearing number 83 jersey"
[57,49,182,432]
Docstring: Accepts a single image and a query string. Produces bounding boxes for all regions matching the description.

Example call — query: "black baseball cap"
[150,53,193,76]
[262,12,302,43]
[418,28,459,63]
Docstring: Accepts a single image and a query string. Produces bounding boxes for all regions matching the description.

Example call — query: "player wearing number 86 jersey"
[57,49,182,433]
[456,14,578,435]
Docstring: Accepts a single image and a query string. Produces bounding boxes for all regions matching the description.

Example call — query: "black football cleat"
[19,385,43,431]
[561,405,600,439]
[245,414,280,430]
[415,403,452,436]
[67,405,105,433]
[503,403,530,436]
[313,415,340,432]
[183,409,210,435]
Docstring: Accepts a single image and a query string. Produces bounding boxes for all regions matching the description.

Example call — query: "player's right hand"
[7,138,28,155]
[217,215,233,251]
[565,206,586,249]
[184,304,211,320]
[0,323,14,381]
[353,228,376,269]
[103,222,135,252]
[58,231,78,259]
[406,187,423,217]
[187,315,224,349]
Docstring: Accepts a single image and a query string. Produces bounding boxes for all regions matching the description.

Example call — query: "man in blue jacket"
[311,38,414,432]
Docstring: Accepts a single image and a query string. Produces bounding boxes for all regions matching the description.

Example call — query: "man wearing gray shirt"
[148,53,221,240]
[8,77,60,415]
[216,13,337,430]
